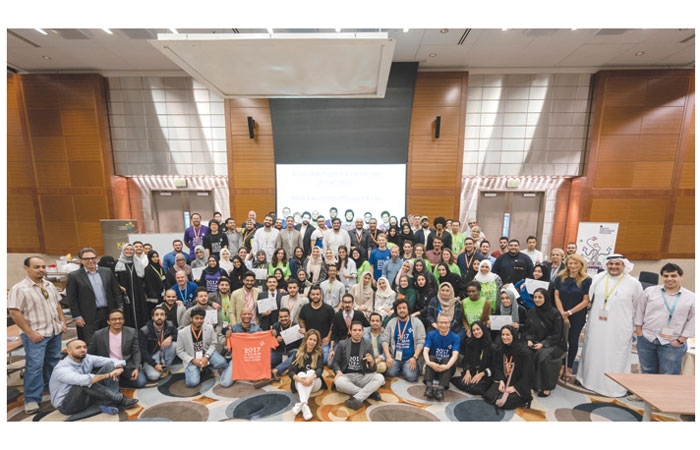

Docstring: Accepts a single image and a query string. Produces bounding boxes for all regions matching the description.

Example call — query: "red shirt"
[227,331,278,381]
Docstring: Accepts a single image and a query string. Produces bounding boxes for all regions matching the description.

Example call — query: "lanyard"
[151,265,164,279]
[504,355,513,377]
[661,290,681,325]
[288,296,298,315]
[603,274,625,310]
[397,318,410,343]
[464,251,476,272]
[344,312,353,336]
[191,327,202,341]
[245,290,254,309]
[192,226,202,243]
[178,286,188,301]
[221,295,230,322]
[156,328,164,347]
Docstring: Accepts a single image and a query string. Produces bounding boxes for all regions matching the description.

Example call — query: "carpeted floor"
[6,324,692,422]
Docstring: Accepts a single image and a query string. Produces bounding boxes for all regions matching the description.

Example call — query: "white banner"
[575,222,619,272]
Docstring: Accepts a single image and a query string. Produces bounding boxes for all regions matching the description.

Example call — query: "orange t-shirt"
[227,331,279,381]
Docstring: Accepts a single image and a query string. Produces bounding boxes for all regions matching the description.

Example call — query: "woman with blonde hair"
[553,253,591,382]
[289,329,327,421]
[350,271,375,319]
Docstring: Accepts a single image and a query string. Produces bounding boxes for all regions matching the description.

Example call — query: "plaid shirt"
[8,276,63,336]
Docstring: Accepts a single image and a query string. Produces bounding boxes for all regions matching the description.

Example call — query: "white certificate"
[490,315,513,330]
[524,278,550,294]
[505,283,520,300]
[192,267,204,281]
[252,268,268,280]
[204,309,218,325]
[257,297,278,314]
[281,324,304,345]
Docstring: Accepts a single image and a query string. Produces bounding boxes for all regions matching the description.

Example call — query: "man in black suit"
[330,294,370,347]
[349,217,372,259]
[66,248,123,346]
[294,214,316,256]
[414,216,436,250]
[257,275,285,330]
[88,309,145,387]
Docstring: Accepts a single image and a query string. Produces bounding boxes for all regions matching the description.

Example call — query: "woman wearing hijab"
[98,255,116,274]
[413,245,432,272]
[386,225,401,248]
[398,223,416,248]
[351,247,372,281]
[115,243,147,329]
[484,325,534,410]
[525,288,566,397]
[228,255,247,291]
[514,263,550,309]
[451,320,495,395]
[374,276,396,323]
[144,250,166,316]
[289,246,307,279]
[462,257,480,284]
[412,258,437,292]
[412,273,435,329]
[350,271,375,319]
[394,259,414,289]
[190,245,207,281]
[436,262,465,299]
[304,246,327,284]
[426,282,466,342]
[396,274,416,312]
[219,247,234,274]
[433,248,461,278]
[165,253,193,287]
[295,269,312,297]
[475,260,503,312]
[495,288,523,329]
[273,268,288,293]
[198,256,228,293]
[323,248,338,269]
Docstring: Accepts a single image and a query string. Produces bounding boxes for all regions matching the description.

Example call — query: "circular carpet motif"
[157,372,216,398]
[139,401,209,421]
[225,392,296,420]
[445,398,515,422]
[211,381,259,399]
[550,408,611,422]
[366,403,439,421]
[406,385,467,403]
[7,387,20,404]
[573,402,642,421]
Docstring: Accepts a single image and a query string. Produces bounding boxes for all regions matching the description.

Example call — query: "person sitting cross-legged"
[382,298,425,382]
[176,307,228,388]
[331,321,385,410]
[422,313,460,401]
[139,305,178,381]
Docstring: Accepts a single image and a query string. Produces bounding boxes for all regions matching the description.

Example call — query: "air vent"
[458,28,471,45]
[595,29,629,36]
[680,33,694,44]
[119,29,158,39]
[54,29,93,40]
[523,29,558,37]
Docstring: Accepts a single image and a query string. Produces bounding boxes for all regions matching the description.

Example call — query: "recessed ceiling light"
[102,28,113,35]
[635,51,646,56]
[267,28,274,34]
[169,28,179,34]
[502,28,509,31]
[403,28,409,33]
[440,29,449,34]
[429,53,437,57]
[41,55,51,60]
[35,28,48,35]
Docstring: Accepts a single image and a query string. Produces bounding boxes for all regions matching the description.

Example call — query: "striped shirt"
[8,276,63,336]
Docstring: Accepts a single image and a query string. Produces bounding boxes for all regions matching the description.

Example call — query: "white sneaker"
[292,402,302,415]
[24,402,40,415]
[302,403,313,421]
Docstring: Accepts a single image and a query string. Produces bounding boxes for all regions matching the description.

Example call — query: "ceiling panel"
[420,28,467,45]
[557,43,636,66]
[388,29,425,61]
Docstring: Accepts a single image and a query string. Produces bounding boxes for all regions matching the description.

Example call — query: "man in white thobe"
[251,214,280,261]
[577,254,644,397]
[323,218,351,257]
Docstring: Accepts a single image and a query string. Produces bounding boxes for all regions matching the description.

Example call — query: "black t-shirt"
[346,341,362,373]
[163,304,179,327]
[203,232,228,257]
[299,302,335,338]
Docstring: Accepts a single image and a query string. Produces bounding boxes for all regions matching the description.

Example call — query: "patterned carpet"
[6,325,691,422]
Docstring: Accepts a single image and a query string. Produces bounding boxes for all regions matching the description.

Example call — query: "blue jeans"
[271,348,298,375]
[184,352,228,387]
[322,343,331,366]
[636,335,687,375]
[142,345,177,381]
[385,357,421,382]
[20,332,63,404]
[119,368,147,388]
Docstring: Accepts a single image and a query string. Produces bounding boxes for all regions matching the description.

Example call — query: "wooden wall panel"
[576,70,694,260]
[226,99,276,221]
[407,72,468,220]
[8,74,116,254]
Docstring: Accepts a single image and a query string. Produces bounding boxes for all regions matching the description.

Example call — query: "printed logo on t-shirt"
[243,344,263,362]
[396,324,413,350]
[435,344,453,360]
[348,355,361,371]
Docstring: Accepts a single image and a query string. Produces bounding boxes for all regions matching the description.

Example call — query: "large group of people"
[8,207,694,420]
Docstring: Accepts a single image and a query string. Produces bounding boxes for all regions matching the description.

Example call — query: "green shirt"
[451,232,465,254]
[267,262,291,278]
[433,263,461,279]
[462,297,487,326]
[411,257,432,272]
[479,280,499,313]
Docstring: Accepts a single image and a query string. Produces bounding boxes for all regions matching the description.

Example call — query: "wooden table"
[606,373,695,421]
[7,324,22,353]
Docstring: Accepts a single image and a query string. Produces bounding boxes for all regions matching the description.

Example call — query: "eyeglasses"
[40,288,49,299]
[81,257,97,261]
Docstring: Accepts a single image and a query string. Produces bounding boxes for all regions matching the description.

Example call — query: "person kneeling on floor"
[176,307,228,388]
[49,339,139,416]
[139,305,179,381]
[422,313,460,401]
[331,321,385,410]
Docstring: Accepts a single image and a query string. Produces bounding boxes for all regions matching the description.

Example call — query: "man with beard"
[382,298,425,382]
[349,217,372,259]
[299,285,335,364]
[184,213,210,260]
[252,214,280,261]
[88,309,145,388]
[295,213,316,256]
[139,305,178,381]
[493,239,534,283]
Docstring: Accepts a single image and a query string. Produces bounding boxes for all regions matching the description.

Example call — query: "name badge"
[222,321,229,329]
[598,310,609,321]
[660,327,674,339]
[195,351,203,360]
[394,350,403,361]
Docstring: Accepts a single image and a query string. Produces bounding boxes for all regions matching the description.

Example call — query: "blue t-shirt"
[425,329,460,360]
[393,318,415,361]
[369,248,392,281]
[171,282,198,308]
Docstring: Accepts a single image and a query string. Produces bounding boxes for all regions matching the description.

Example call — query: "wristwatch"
[567,310,572,317]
